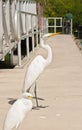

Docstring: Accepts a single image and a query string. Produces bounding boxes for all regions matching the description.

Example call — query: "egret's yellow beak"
[28,96,33,99]
[50,32,61,37]
[42,32,61,39]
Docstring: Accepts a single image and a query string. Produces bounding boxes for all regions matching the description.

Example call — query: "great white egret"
[22,33,57,107]
[3,92,33,130]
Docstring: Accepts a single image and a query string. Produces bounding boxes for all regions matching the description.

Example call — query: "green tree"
[35,0,82,28]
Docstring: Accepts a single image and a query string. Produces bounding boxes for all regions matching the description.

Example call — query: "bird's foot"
[32,106,40,110]
[38,105,49,108]
[32,105,49,110]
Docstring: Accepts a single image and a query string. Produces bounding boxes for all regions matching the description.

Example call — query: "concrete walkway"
[0,34,82,130]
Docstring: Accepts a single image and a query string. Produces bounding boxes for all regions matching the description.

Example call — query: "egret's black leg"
[33,82,47,110]
[34,81,39,107]
[27,87,30,93]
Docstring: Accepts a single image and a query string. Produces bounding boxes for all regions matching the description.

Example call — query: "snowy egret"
[22,33,57,107]
[3,92,33,130]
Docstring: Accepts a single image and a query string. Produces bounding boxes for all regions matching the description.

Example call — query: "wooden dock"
[0,34,82,130]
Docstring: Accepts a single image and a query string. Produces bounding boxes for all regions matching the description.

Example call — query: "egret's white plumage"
[3,92,33,130]
[22,33,56,107]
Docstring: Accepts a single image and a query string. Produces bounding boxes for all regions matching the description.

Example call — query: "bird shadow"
[7,96,45,105]
[7,98,49,110]
[7,98,17,105]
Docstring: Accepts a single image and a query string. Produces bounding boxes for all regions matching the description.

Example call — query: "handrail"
[18,10,37,16]
[0,0,39,67]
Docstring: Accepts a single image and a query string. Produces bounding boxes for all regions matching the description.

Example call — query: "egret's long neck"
[41,38,52,65]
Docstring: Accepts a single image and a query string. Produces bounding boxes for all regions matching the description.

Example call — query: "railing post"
[18,40,21,66]
[2,0,10,46]
[36,16,38,47]
[31,15,34,52]
[70,19,73,35]
[54,18,56,33]
[18,1,21,66]
[0,0,3,53]
[26,35,29,58]
[26,13,29,58]
[46,18,48,33]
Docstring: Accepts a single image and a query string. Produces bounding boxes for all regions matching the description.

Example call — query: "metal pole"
[18,1,21,66]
